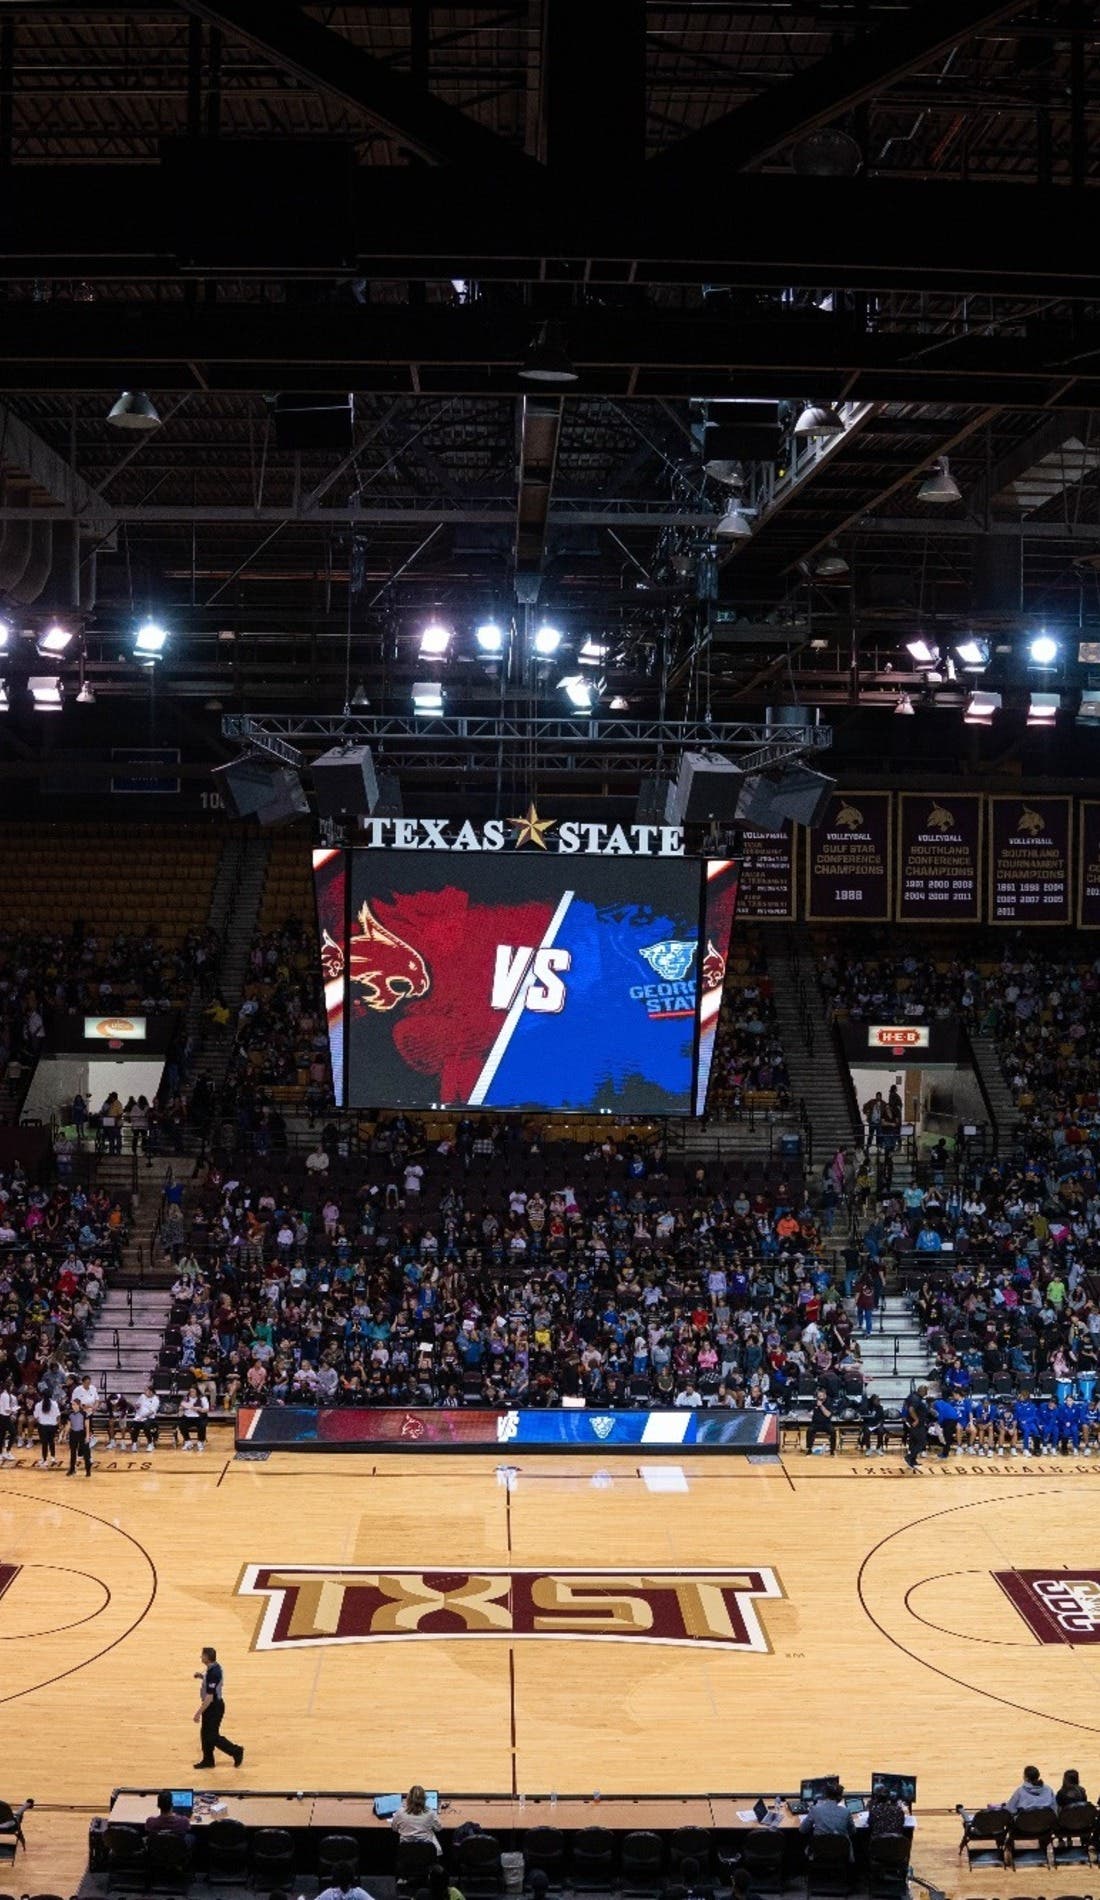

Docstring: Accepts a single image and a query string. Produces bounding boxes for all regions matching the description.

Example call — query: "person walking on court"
[193,1645,244,1769]
[903,1384,931,1471]
[66,1384,93,1476]
[33,1392,61,1466]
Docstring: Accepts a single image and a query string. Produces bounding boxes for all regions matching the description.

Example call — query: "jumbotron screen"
[314,848,733,1114]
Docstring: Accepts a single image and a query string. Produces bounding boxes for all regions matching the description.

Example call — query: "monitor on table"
[373,1792,439,1819]
[872,1773,917,1806]
[169,1791,194,1816]
[800,1777,838,1806]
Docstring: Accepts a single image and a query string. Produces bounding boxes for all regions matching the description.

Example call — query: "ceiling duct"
[9,517,52,604]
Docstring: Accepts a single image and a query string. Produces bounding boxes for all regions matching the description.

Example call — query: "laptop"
[373,1792,440,1820]
[169,1791,194,1817]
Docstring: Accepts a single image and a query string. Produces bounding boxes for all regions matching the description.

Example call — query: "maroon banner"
[1079,802,1100,928]
[896,792,983,924]
[805,791,892,922]
[737,827,795,920]
[988,795,1072,925]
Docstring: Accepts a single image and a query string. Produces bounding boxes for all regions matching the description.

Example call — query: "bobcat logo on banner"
[238,1565,785,1652]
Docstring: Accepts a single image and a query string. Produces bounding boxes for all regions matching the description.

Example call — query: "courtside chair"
[804,1834,855,1897]
[738,1827,788,1892]
[959,1807,1011,1872]
[0,1805,27,1859]
[865,1833,911,1898]
[570,1825,617,1892]
[249,1827,295,1890]
[1007,1811,1055,1871]
[1052,1804,1097,1868]
[522,1825,567,1888]
[668,1827,712,1876]
[318,1833,361,1882]
[144,1828,192,1891]
[453,1830,504,1897]
[395,1839,438,1892]
[204,1817,250,1883]
[619,1829,664,1897]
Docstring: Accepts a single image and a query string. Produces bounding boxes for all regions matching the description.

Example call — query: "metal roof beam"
[176,0,538,174]
[648,0,1034,183]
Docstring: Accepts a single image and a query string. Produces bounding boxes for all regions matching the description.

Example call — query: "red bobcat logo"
[350,902,430,1011]
[702,939,726,994]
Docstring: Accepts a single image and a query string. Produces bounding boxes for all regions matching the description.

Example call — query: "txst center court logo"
[994,1570,1100,1643]
[238,1565,784,1653]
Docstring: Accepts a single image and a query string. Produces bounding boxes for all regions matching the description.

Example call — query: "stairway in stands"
[858,1294,932,1406]
[761,925,862,1170]
[81,1152,179,1397]
[187,831,271,1122]
[969,1031,1015,1151]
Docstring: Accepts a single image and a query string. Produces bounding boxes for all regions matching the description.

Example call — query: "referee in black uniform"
[193,1645,244,1768]
[903,1384,931,1470]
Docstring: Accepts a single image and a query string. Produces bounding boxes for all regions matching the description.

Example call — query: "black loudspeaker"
[635,775,673,825]
[312,744,379,818]
[736,763,836,829]
[213,755,284,819]
[255,768,311,827]
[274,392,355,452]
[668,752,745,825]
[372,773,404,818]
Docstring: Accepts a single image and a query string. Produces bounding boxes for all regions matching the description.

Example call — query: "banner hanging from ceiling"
[895,792,983,924]
[988,795,1072,926]
[805,791,892,922]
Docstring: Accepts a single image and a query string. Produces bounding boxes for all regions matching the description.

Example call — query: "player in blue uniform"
[1014,1391,1040,1456]
[996,1399,1019,1455]
[932,1394,959,1459]
[1038,1395,1063,1455]
[970,1394,996,1456]
[1058,1392,1085,1455]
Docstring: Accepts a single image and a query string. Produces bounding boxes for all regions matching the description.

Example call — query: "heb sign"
[868,1025,929,1050]
[238,1565,785,1652]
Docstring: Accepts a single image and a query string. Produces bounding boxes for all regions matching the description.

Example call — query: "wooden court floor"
[6,1431,1100,1897]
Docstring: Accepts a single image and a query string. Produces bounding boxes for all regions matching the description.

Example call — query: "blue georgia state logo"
[639,939,697,983]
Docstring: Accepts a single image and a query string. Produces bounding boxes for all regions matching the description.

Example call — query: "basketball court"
[6,1435,1100,1895]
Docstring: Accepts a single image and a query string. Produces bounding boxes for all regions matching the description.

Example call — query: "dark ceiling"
[1,0,1100,790]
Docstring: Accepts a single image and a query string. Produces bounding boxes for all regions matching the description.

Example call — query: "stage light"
[29,675,63,711]
[133,619,168,657]
[955,637,990,670]
[917,457,961,503]
[107,390,160,431]
[0,620,11,653]
[0,682,8,711]
[76,680,95,704]
[793,402,844,438]
[412,681,444,714]
[534,623,562,655]
[609,695,629,711]
[905,638,939,666]
[36,622,73,656]
[350,682,370,707]
[964,690,1001,725]
[1028,691,1059,726]
[1077,689,1100,724]
[418,620,451,657]
[578,639,607,665]
[559,674,594,710]
[476,621,504,653]
[519,321,578,385]
[894,693,915,716]
[1029,632,1058,665]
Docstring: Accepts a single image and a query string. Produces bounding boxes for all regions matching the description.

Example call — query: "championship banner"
[737,827,796,920]
[988,795,1072,925]
[1079,802,1100,928]
[896,793,983,924]
[805,791,892,922]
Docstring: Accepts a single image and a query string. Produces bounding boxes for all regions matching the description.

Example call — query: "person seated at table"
[145,1791,190,1839]
[799,1780,853,1850]
[317,1864,377,1900]
[866,1788,907,1837]
[391,1785,442,1854]
[1004,1765,1056,1814]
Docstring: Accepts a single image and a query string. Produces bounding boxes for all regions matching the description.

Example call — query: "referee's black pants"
[68,1429,91,1474]
[199,1700,239,1765]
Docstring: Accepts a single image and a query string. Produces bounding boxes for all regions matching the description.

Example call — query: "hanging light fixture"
[518,321,578,385]
[793,402,844,438]
[715,500,753,540]
[894,692,915,716]
[917,457,962,503]
[107,391,161,431]
[815,545,849,578]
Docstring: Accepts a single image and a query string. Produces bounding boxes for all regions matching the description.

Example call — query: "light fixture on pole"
[418,620,451,657]
[533,623,563,655]
[36,622,74,656]
[793,402,844,438]
[964,689,1001,725]
[29,675,64,711]
[1027,691,1059,727]
[411,681,444,714]
[0,619,11,653]
[350,682,370,707]
[905,638,940,666]
[107,390,161,431]
[955,637,990,670]
[133,619,168,658]
[559,674,594,711]
[518,321,578,385]
[476,621,504,654]
[1029,632,1059,666]
[917,457,962,503]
